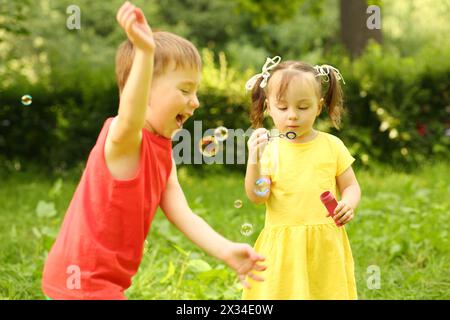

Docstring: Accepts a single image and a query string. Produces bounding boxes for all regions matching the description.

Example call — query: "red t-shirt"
[42,117,172,299]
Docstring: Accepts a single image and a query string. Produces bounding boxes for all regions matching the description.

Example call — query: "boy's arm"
[115,50,153,137]
[161,161,232,260]
[160,159,267,288]
[108,3,155,151]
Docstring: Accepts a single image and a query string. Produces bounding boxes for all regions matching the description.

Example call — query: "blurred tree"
[0,0,31,35]
[254,0,339,62]
[382,0,450,57]
[234,0,311,25]
[340,0,382,58]
[1,0,449,171]
[155,0,242,51]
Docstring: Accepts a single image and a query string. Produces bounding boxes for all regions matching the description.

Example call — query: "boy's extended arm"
[159,160,267,287]
[160,160,233,260]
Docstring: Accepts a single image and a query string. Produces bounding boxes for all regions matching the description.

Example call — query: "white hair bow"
[313,65,346,84]
[245,56,281,91]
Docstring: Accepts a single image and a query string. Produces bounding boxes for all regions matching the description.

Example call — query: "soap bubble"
[240,223,254,237]
[214,126,228,142]
[254,177,271,197]
[234,199,243,209]
[199,136,219,157]
[21,94,32,106]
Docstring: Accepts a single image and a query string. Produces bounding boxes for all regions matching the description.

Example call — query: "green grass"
[0,161,449,299]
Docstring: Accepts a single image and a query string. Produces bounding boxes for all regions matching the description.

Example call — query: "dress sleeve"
[335,137,355,176]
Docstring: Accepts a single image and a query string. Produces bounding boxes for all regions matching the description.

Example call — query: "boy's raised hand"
[116,1,155,53]
[223,243,267,289]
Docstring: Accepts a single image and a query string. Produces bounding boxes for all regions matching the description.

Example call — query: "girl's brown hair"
[250,61,344,129]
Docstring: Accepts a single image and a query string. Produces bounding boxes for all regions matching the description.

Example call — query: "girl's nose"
[288,110,298,120]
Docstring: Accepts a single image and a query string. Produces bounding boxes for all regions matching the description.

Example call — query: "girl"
[242,56,361,299]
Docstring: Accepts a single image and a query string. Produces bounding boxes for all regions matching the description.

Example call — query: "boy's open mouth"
[176,114,189,128]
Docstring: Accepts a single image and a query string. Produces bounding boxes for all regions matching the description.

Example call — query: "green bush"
[324,42,450,168]
[2,44,450,173]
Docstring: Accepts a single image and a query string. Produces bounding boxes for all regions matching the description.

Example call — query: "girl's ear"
[264,99,271,117]
[317,98,324,116]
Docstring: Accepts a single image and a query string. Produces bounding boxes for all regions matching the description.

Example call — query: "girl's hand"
[116,1,155,53]
[247,128,269,164]
[331,200,355,226]
[222,243,267,289]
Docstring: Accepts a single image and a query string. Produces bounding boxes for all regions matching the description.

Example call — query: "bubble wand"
[267,131,297,140]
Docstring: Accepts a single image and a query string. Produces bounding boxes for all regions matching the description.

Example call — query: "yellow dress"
[242,131,357,300]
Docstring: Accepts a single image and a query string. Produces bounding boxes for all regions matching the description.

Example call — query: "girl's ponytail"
[246,56,282,128]
[250,77,267,128]
[324,69,344,129]
[315,65,345,130]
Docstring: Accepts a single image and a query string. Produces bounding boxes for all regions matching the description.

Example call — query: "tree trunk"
[340,0,382,58]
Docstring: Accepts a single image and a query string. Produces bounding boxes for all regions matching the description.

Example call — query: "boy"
[42,1,265,299]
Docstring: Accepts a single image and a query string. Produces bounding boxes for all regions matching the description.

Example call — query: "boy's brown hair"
[115,31,202,94]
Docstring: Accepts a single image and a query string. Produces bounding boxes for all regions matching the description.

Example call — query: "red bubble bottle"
[320,191,342,227]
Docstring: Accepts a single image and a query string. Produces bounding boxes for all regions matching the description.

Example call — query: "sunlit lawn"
[0,161,449,299]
